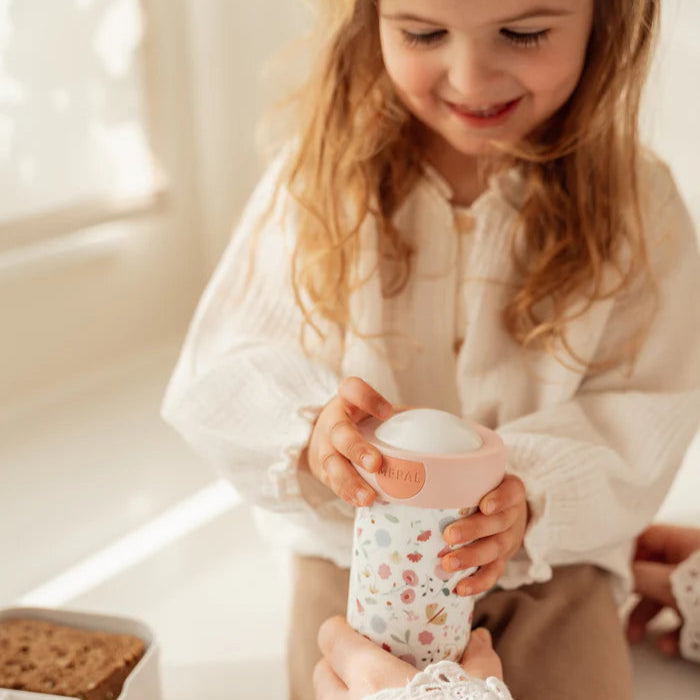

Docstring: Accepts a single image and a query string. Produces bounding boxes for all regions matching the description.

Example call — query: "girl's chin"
[446,137,511,159]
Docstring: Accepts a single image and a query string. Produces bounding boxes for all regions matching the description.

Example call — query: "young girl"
[162,1,700,698]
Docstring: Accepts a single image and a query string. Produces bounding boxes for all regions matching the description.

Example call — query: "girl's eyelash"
[400,30,447,47]
[400,28,550,49]
[500,28,550,48]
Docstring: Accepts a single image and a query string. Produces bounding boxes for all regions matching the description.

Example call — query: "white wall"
[0,0,205,405]
[642,0,700,231]
[183,0,312,272]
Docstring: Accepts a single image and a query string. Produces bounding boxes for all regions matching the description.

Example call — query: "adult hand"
[303,377,393,507]
[441,474,530,596]
[313,616,503,699]
[627,523,700,655]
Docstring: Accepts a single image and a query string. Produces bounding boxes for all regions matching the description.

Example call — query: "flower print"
[370,615,387,634]
[375,529,392,547]
[402,570,419,586]
[369,584,378,594]
[407,552,423,563]
[401,589,416,604]
[417,530,432,542]
[378,563,392,579]
[418,631,434,645]
[382,643,392,652]
[356,598,364,614]
[390,551,401,564]
[356,527,363,537]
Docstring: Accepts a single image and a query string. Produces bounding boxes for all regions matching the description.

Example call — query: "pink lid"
[353,415,505,509]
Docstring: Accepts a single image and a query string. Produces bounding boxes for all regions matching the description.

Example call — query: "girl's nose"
[447,41,498,99]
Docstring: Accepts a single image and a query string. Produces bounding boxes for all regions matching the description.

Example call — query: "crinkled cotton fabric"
[670,549,700,663]
[362,660,513,700]
[161,147,700,606]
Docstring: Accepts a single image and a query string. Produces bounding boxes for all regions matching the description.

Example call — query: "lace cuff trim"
[363,661,513,700]
[670,549,700,663]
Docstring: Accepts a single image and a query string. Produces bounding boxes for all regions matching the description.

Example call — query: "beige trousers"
[287,555,632,700]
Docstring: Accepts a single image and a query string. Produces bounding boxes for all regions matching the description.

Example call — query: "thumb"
[468,627,493,650]
[632,561,677,610]
[459,628,503,682]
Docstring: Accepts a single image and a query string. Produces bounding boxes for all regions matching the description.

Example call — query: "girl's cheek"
[386,54,441,96]
[518,52,585,102]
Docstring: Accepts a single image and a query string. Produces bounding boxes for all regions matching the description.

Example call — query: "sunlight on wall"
[0,0,161,222]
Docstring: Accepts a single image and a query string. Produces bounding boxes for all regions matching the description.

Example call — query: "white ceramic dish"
[0,607,161,700]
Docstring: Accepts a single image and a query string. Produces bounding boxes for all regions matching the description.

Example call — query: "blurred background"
[0,1,698,698]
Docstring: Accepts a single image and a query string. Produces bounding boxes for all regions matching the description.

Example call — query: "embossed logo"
[376,455,426,499]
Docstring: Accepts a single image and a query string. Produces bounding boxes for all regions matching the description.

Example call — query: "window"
[0,0,164,246]
[0,0,202,402]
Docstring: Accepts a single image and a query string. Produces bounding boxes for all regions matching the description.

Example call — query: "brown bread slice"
[0,617,145,700]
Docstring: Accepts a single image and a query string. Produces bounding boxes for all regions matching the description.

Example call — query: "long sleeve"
[161,152,341,512]
[496,162,700,601]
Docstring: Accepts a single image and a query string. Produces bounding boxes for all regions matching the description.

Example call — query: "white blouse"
[161,147,700,605]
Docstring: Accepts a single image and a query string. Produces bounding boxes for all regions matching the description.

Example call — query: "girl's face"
[378,0,594,162]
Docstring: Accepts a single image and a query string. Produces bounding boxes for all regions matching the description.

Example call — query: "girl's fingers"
[455,560,505,596]
[632,561,677,609]
[338,377,393,421]
[328,416,383,473]
[443,533,510,573]
[312,658,347,700]
[444,505,520,546]
[320,452,375,507]
[626,597,664,643]
[478,474,526,515]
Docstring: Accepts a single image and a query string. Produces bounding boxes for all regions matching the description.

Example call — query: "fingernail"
[361,453,377,470]
[445,557,460,571]
[448,528,463,546]
[482,500,495,515]
[459,583,472,596]
[379,402,392,419]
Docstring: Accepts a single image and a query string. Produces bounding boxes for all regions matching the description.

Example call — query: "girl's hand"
[441,474,529,596]
[313,616,503,699]
[627,524,700,656]
[304,377,393,507]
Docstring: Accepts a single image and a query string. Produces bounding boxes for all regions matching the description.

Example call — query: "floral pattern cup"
[346,500,477,669]
[346,409,505,670]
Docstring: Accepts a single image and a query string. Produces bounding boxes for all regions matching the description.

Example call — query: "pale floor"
[1,343,699,699]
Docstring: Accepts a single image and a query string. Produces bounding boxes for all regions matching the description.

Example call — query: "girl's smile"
[443,96,523,128]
